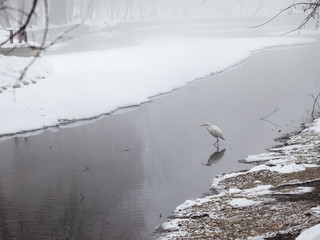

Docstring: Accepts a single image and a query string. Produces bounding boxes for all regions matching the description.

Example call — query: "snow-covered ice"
[0,36,316,137]
[0,55,52,88]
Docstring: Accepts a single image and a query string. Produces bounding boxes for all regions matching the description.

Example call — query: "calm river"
[0,37,319,239]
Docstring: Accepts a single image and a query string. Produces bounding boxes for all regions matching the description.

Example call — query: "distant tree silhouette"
[0,0,77,82]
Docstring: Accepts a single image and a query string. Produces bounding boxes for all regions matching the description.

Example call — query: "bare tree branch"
[308,92,320,120]
[0,6,30,17]
[250,1,320,34]
[0,0,38,48]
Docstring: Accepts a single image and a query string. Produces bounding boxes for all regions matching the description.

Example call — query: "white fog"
[0,1,319,240]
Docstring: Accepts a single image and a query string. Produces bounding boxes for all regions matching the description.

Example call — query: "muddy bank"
[158,118,320,239]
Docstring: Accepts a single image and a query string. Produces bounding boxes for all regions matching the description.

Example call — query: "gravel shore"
[158,118,320,239]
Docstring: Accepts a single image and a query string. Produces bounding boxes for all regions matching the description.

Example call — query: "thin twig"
[80,193,85,203]
[260,107,281,128]
[261,118,281,128]
[260,107,280,120]
[0,6,30,18]
[308,92,320,120]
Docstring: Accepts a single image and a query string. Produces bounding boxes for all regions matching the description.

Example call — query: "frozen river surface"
[0,30,319,239]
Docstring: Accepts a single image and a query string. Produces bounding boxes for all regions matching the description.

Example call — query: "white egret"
[201,123,226,147]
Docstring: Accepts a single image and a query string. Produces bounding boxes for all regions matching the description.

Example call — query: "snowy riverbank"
[0,56,52,89]
[0,36,316,138]
[157,118,320,239]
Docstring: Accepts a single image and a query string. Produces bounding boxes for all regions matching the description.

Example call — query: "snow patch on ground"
[211,171,246,190]
[310,118,320,133]
[211,163,318,190]
[296,224,320,240]
[228,198,263,207]
[247,237,265,240]
[157,219,188,240]
[249,163,311,174]
[173,195,216,217]
[242,185,273,196]
[0,56,52,88]
[246,152,281,162]
[311,206,320,216]
[0,36,316,137]
[275,186,314,195]
[160,219,187,232]
[243,117,320,165]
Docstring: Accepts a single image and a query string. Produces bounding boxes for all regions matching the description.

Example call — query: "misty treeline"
[0,0,299,28]
[0,0,319,48]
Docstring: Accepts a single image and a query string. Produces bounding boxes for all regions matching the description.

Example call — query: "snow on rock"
[247,237,265,240]
[211,170,247,190]
[243,117,320,165]
[210,163,318,190]
[157,219,189,240]
[310,118,320,133]
[249,163,314,174]
[311,206,320,216]
[242,185,273,196]
[159,219,188,232]
[228,198,263,207]
[296,224,320,240]
[173,196,215,217]
[245,152,281,163]
[0,36,316,137]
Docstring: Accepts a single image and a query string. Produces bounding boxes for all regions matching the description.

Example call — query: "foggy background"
[1,0,298,27]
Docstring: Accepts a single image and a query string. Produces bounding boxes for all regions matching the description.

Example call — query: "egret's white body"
[201,123,226,146]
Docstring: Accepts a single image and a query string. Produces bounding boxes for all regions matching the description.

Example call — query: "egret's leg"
[214,137,219,148]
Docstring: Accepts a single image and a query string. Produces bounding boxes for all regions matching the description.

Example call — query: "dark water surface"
[0,40,319,240]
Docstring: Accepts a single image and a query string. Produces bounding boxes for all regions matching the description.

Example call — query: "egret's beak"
[200,124,205,127]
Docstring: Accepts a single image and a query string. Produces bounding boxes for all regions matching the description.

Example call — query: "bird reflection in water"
[203,148,226,167]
